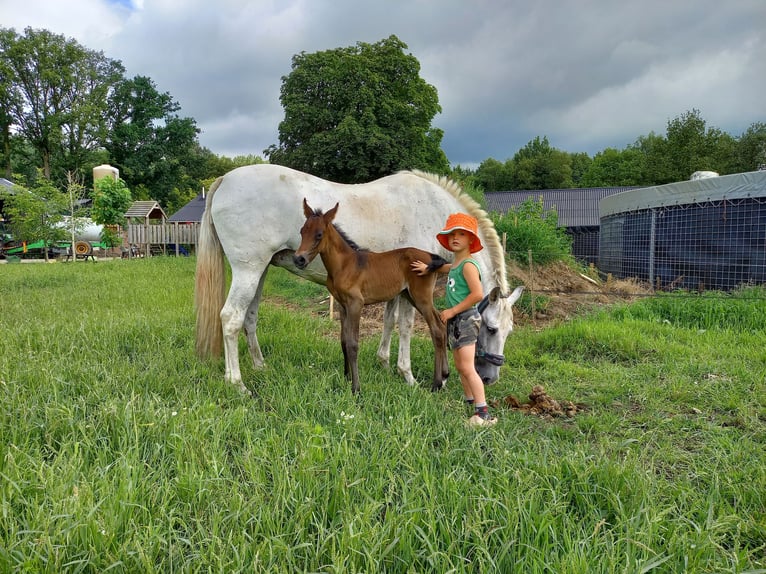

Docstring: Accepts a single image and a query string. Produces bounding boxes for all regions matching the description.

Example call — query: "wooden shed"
[125,200,168,256]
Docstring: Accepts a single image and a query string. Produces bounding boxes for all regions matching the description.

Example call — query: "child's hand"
[410,260,428,276]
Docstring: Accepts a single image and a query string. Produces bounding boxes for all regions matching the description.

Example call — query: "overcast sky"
[2,0,764,168]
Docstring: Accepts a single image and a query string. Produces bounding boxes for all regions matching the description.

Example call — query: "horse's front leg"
[376,297,398,369]
[340,300,363,394]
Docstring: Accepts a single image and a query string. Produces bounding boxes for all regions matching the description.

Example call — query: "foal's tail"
[194,177,226,358]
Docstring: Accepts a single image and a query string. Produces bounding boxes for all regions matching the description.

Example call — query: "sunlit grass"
[0,258,764,572]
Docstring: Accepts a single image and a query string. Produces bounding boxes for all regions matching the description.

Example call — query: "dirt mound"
[506,259,651,327]
[491,385,586,418]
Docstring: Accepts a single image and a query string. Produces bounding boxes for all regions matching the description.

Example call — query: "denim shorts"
[447,308,481,350]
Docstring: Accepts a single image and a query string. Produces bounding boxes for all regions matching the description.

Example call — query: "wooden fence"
[126,223,200,256]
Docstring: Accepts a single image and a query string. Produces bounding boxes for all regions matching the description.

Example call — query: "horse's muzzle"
[293,254,308,269]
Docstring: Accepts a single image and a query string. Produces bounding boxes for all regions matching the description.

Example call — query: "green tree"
[105,75,200,210]
[473,157,510,192]
[508,136,573,190]
[91,176,131,248]
[0,27,124,183]
[0,28,19,179]
[735,122,766,172]
[1,175,68,260]
[663,109,734,181]
[580,147,647,187]
[265,35,448,183]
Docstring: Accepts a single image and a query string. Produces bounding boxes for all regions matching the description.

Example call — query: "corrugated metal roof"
[125,200,167,221]
[168,193,206,222]
[485,187,639,228]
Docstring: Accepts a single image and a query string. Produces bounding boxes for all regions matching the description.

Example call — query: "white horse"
[195,164,524,395]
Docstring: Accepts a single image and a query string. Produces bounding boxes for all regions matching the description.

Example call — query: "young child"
[412,213,497,427]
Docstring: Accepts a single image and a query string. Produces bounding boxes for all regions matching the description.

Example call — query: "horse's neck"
[319,225,357,275]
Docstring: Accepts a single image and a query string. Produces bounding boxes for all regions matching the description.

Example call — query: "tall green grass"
[1,258,764,573]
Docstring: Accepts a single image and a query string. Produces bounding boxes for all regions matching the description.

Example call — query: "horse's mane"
[310,208,366,252]
[401,170,509,292]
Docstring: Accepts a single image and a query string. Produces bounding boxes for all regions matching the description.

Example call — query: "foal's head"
[293,198,339,270]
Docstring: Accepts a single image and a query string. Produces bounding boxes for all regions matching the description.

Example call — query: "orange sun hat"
[436,212,484,253]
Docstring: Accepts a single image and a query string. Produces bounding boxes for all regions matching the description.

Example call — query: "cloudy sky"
[2,0,764,167]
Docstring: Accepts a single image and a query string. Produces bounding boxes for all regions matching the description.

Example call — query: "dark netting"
[600,197,766,291]
[566,226,600,265]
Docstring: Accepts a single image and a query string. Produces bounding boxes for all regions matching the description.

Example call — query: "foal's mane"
[402,170,509,293]
[310,208,366,252]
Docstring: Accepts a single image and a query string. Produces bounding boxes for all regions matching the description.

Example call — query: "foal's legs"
[339,298,363,394]
[411,291,449,392]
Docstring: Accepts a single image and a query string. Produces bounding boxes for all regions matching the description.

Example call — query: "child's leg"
[454,344,485,404]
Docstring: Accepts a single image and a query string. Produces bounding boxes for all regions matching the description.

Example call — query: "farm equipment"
[1,218,108,260]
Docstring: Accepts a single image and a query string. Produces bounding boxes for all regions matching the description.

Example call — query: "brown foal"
[293,199,449,394]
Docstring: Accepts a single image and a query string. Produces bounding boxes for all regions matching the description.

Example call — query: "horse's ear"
[489,286,502,302]
[302,198,313,218]
[325,202,339,222]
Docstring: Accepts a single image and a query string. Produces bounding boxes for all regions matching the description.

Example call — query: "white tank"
[93,164,119,183]
[57,217,104,242]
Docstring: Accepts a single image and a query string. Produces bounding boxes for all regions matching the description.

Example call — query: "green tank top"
[446,259,482,308]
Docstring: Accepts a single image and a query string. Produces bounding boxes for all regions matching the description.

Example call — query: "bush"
[490,196,573,265]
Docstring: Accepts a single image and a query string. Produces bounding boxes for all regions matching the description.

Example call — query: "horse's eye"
[486,325,498,335]
[315,232,323,241]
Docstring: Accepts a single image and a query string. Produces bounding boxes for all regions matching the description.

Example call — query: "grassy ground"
[1,257,764,573]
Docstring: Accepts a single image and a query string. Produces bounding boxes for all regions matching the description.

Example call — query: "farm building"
[599,170,766,291]
[168,193,205,223]
[485,187,639,264]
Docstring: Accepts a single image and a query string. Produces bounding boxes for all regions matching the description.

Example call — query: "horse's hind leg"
[394,297,417,385]
[220,268,266,396]
[243,270,269,369]
[412,293,449,392]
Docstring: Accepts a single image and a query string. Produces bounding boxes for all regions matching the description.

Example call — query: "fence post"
[528,249,535,326]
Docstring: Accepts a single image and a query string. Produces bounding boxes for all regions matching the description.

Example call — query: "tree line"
[1,27,764,217]
[0,27,261,214]
[467,112,766,193]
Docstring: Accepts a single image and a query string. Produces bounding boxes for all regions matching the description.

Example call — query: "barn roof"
[485,187,640,228]
[0,178,13,189]
[125,200,167,221]
[168,193,206,223]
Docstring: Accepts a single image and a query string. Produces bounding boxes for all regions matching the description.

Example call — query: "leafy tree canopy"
[266,35,449,183]
[1,174,68,260]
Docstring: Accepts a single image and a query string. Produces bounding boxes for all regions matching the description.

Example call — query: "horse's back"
[209,166,460,259]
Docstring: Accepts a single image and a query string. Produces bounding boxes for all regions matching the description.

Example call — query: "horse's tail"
[195,176,226,358]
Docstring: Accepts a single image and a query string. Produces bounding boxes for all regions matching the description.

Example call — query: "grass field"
[1,257,764,573]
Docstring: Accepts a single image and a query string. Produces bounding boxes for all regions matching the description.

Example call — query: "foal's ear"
[325,202,339,222]
[302,198,313,218]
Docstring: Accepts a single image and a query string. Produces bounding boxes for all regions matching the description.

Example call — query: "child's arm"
[410,258,450,276]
